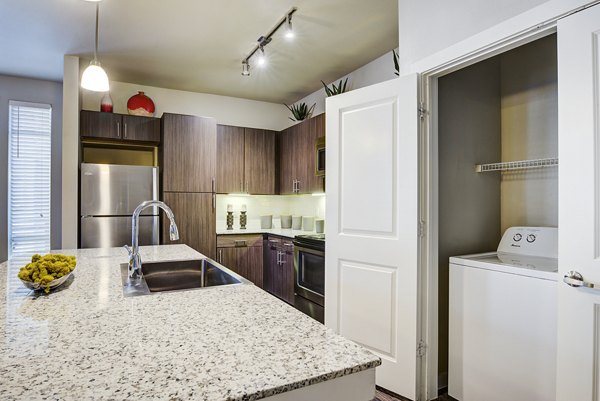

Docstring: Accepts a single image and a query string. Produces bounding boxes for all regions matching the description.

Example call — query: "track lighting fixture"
[240,7,297,77]
[81,1,109,92]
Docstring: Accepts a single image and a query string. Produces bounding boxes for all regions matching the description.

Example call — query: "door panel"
[80,110,121,139]
[122,115,160,142]
[556,6,600,400]
[80,216,158,248]
[162,192,216,259]
[162,113,216,193]
[216,125,245,193]
[245,128,277,194]
[325,75,419,399]
[80,163,159,216]
[279,127,296,195]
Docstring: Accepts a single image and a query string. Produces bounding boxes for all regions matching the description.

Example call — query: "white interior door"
[556,4,600,401]
[325,75,419,400]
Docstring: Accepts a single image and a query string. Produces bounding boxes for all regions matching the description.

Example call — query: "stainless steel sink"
[120,258,249,297]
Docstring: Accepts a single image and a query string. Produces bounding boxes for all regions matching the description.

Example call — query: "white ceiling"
[0,0,398,104]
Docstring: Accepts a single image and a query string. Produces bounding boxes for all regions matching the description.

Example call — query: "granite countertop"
[0,245,379,401]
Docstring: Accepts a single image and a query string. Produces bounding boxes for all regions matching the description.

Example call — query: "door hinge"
[417,340,427,358]
[418,220,426,238]
[418,102,426,121]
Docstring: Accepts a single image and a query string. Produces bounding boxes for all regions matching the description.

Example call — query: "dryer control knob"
[513,233,522,242]
[527,234,536,243]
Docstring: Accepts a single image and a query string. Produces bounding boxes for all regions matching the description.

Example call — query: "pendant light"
[81,2,109,92]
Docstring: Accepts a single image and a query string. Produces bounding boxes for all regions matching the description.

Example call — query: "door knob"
[563,270,600,289]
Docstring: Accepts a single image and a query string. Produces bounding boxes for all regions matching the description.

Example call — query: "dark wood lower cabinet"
[265,235,294,305]
[216,234,263,288]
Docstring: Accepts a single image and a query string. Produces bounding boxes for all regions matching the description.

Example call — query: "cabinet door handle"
[212,193,216,210]
[245,180,249,194]
[124,122,128,138]
[218,249,222,263]
[116,122,121,138]
[212,178,215,193]
[234,239,247,247]
[296,180,301,193]
[277,251,282,265]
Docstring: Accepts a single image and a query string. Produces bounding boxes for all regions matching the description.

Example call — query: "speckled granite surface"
[0,245,380,401]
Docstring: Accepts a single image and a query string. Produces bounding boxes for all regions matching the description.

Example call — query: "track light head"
[285,14,294,39]
[241,61,250,76]
[257,46,267,67]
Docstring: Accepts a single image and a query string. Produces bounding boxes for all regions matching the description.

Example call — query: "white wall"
[81,81,290,131]
[216,194,325,231]
[398,0,594,74]
[0,74,63,261]
[398,0,548,72]
[62,56,79,249]
[287,49,398,123]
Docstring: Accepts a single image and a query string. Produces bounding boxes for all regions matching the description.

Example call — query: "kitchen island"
[0,245,379,401]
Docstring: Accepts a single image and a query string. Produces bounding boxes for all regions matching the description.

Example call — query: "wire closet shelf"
[475,157,558,173]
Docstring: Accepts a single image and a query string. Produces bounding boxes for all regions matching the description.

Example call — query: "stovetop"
[293,233,325,250]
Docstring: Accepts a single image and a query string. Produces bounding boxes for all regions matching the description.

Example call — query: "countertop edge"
[245,358,382,401]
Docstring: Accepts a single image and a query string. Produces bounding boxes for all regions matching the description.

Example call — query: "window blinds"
[8,101,52,258]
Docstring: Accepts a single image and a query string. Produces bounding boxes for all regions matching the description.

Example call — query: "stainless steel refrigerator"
[80,163,159,248]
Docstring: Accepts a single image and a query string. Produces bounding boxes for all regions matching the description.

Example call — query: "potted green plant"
[285,102,316,122]
[321,77,349,97]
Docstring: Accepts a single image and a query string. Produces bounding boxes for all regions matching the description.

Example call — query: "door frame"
[416,3,600,399]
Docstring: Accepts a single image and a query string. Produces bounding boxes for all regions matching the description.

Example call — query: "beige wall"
[500,34,558,230]
[81,81,290,131]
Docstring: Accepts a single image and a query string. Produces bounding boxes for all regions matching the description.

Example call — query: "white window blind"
[8,101,52,258]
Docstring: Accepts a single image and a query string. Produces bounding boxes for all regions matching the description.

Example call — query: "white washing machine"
[448,227,558,401]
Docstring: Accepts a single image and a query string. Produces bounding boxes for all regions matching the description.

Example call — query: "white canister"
[315,219,325,233]
[280,215,292,229]
[260,215,273,229]
[302,216,315,231]
[292,216,302,230]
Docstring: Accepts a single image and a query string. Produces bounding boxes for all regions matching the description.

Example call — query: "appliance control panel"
[497,226,558,259]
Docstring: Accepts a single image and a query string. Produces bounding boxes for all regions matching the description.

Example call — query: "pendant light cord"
[94,3,99,61]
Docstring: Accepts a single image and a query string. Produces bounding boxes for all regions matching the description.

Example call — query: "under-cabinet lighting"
[312,192,326,197]
[228,193,251,197]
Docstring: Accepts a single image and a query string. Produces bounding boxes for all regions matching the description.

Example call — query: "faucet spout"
[127,200,179,281]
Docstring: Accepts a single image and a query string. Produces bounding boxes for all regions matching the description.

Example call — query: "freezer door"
[80,163,159,216]
[80,216,159,248]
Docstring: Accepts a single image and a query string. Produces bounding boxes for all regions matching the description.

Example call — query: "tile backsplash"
[216,194,325,230]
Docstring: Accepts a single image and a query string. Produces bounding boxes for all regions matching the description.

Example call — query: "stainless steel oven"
[293,234,325,323]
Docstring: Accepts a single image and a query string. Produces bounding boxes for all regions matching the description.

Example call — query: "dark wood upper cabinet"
[80,110,122,140]
[162,192,216,259]
[161,113,216,193]
[216,125,245,193]
[245,128,277,195]
[216,125,277,195]
[80,110,160,143]
[278,114,325,194]
[122,115,160,142]
[279,125,297,195]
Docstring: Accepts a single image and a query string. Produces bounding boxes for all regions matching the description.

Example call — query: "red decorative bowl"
[127,91,155,117]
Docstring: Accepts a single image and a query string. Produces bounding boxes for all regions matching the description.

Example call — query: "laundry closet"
[436,33,558,401]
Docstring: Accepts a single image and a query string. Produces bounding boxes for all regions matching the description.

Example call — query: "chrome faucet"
[124,200,179,281]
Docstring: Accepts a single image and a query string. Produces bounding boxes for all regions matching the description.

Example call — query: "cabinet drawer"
[217,234,263,248]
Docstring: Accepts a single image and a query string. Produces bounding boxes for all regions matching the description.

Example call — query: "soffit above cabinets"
[0,0,398,104]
